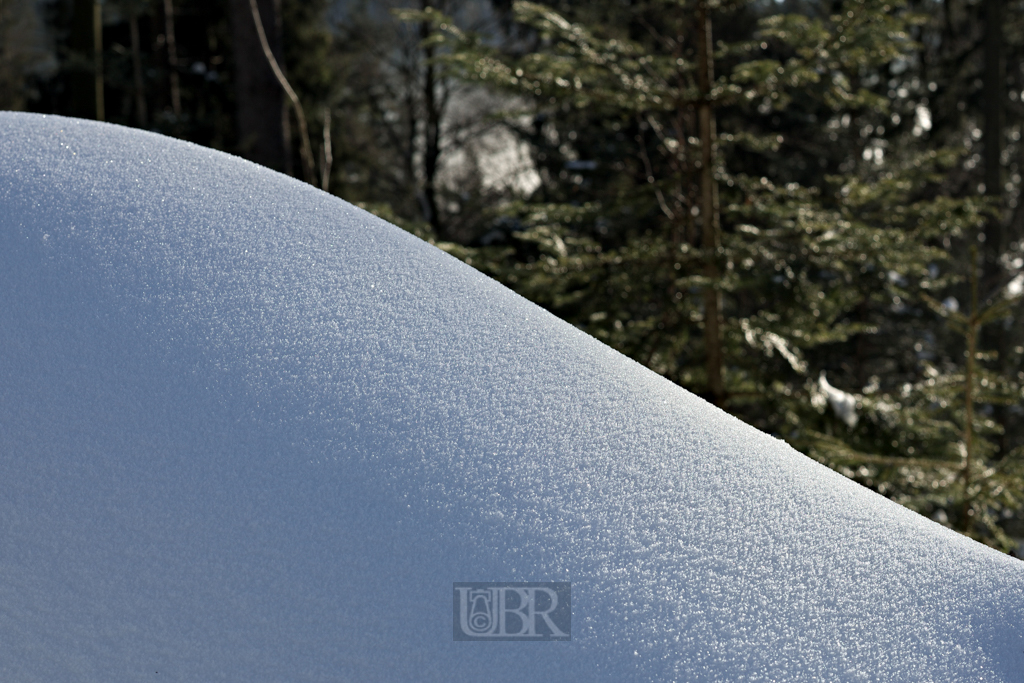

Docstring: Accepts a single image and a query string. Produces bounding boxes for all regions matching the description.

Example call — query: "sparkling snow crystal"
[1,113,1023,682]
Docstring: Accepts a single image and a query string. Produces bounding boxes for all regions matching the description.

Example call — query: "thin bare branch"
[636,122,675,221]
[248,0,316,184]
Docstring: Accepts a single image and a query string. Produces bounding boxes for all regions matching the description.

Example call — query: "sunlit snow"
[1008,273,1023,298]
[817,372,859,428]
[1,113,1022,682]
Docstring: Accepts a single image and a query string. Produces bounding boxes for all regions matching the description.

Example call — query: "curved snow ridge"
[0,112,1021,682]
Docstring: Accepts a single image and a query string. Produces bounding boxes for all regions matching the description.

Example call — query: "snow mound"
[1,113,1021,682]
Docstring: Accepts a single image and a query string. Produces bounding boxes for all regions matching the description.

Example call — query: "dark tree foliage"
[5,0,1023,551]
[425,0,1024,550]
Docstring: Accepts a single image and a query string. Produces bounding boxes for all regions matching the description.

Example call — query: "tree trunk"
[420,0,442,236]
[93,0,104,121]
[960,246,980,532]
[129,11,147,126]
[228,0,287,172]
[244,0,315,182]
[696,0,724,406]
[982,0,1004,271]
[320,105,333,192]
[162,0,181,116]
[65,0,95,119]
[983,0,1009,456]
[983,0,1003,208]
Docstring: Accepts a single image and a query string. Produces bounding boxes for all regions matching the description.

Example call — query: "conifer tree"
[421,0,1022,548]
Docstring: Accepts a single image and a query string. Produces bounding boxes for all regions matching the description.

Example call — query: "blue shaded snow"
[0,112,1022,681]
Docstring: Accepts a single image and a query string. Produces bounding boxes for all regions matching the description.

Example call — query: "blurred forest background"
[2,0,1023,552]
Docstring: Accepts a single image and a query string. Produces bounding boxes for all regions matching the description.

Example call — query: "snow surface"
[0,112,1022,682]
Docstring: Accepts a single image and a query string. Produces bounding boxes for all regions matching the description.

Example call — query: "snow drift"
[0,112,1021,681]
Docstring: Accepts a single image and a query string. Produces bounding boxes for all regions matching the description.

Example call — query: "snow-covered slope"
[0,112,1021,681]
